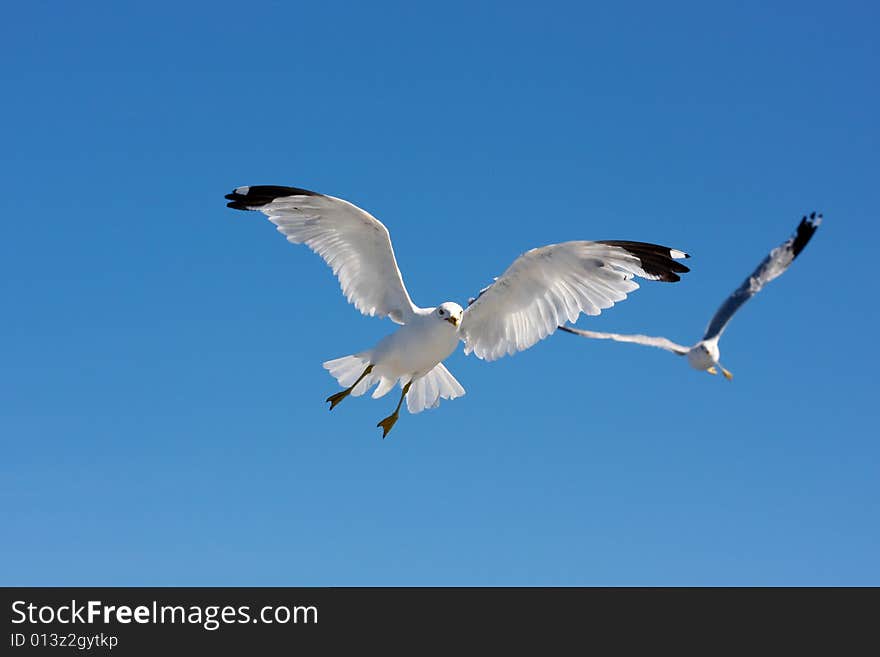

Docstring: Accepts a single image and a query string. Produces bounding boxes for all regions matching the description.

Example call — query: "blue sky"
[2,1,878,585]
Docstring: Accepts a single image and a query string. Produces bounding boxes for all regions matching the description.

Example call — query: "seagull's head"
[687,341,721,371]
[435,302,464,328]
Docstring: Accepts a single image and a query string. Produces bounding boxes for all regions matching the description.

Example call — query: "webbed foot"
[377,412,400,438]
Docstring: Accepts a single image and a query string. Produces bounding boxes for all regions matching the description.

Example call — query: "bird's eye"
[438,309,445,315]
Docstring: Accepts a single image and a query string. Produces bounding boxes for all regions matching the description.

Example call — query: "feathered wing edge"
[701,212,822,341]
[594,241,691,282]
[461,240,690,361]
[225,185,418,325]
[557,325,689,355]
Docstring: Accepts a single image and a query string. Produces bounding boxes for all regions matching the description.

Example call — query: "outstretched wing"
[460,241,690,361]
[702,213,821,341]
[226,185,418,324]
[557,325,689,355]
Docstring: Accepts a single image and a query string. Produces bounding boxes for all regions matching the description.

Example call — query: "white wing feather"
[701,213,821,341]
[228,186,418,324]
[557,326,689,355]
[460,241,688,361]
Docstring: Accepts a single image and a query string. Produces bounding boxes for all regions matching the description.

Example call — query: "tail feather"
[323,355,466,413]
[406,363,466,414]
[323,353,375,397]
[352,373,377,397]
[371,376,397,399]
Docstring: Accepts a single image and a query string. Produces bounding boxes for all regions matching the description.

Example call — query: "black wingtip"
[596,240,691,282]
[224,185,320,211]
[792,212,822,258]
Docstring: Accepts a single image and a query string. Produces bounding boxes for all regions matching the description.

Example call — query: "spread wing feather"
[702,213,821,341]
[461,241,689,361]
[557,326,689,355]
[226,185,418,324]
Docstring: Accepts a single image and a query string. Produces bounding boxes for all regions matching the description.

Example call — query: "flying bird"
[226,185,690,437]
[559,213,822,380]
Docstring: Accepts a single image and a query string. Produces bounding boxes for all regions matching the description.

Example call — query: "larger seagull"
[559,213,821,379]
[226,185,690,437]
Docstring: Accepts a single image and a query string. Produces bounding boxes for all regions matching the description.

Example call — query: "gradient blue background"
[2,1,877,585]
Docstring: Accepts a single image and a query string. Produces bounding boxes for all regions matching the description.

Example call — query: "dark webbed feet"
[377,412,400,438]
[326,390,350,410]
[376,380,412,439]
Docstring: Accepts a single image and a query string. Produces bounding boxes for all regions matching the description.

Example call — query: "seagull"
[226,185,690,437]
[559,213,822,380]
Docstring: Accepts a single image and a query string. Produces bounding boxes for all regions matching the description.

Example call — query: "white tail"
[406,363,466,414]
[323,353,376,397]
[323,355,466,414]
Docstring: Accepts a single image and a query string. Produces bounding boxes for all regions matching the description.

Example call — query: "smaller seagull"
[559,213,822,379]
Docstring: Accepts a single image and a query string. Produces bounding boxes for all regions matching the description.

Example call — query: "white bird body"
[226,184,690,436]
[686,339,720,372]
[348,303,465,403]
[370,305,462,379]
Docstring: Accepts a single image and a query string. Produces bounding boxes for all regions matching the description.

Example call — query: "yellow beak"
[445,316,459,327]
